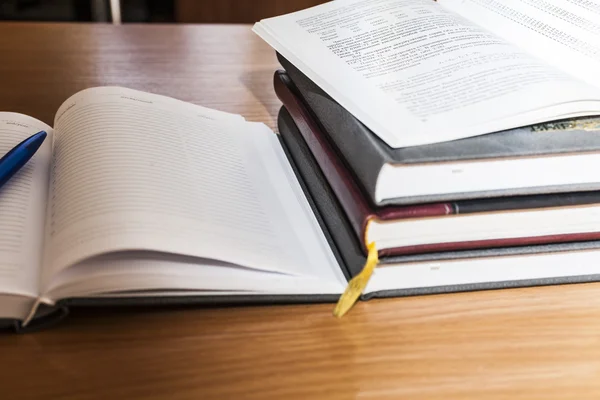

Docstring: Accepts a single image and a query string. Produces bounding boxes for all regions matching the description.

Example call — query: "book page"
[440,0,600,90]
[41,87,346,294]
[254,0,600,148]
[42,252,345,302]
[0,113,52,301]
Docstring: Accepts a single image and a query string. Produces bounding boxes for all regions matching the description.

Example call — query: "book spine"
[274,70,372,246]
[277,54,391,205]
[278,107,370,279]
[378,203,454,220]
[274,71,454,251]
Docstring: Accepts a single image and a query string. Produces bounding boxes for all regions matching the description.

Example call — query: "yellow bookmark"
[333,242,379,318]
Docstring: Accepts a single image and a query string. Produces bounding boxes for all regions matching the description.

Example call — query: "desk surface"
[2,22,600,400]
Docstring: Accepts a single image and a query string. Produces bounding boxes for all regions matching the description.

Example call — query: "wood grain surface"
[2,22,600,400]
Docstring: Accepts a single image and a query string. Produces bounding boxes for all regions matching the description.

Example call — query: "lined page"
[42,87,345,292]
[441,0,600,89]
[43,252,345,302]
[0,113,52,298]
[254,0,600,148]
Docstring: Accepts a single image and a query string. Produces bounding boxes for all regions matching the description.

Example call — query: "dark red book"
[274,70,600,256]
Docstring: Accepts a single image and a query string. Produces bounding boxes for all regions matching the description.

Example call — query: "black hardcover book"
[277,54,600,206]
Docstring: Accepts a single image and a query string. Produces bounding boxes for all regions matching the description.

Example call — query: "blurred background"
[0,0,328,23]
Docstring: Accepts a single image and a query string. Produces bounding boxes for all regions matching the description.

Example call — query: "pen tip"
[23,130,47,151]
[34,131,47,141]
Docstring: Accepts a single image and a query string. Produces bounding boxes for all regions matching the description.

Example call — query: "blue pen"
[0,130,47,190]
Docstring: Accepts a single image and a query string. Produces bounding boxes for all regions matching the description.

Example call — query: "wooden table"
[2,22,600,400]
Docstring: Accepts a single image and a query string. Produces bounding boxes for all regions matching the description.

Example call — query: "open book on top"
[254,0,600,148]
[254,0,600,203]
[5,86,600,329]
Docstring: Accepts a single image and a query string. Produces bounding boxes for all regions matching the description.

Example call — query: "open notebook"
[6,86,600,331]
[0,87,350,329]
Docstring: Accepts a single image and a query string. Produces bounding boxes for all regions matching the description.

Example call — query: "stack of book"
[253,0,600,313]
[6,0,600,331]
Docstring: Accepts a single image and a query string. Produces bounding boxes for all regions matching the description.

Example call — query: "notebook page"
[0,113,52,298]
[42,87,345,292]
[254,0,600,148]
[441,0,600,90]
[43,252,344,302]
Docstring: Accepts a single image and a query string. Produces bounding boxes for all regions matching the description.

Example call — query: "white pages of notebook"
[0,87,348,321]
